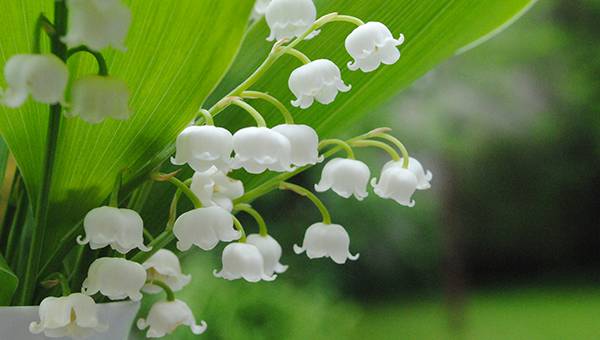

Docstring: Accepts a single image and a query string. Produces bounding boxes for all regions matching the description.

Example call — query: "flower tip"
[76,234,89,245]
[396,33,406,45]
[138,244,152,252]
[293,244,305,254]
[136,318,148,330]
[348,252,360,261]
[212,269,222,278]
[176,241,192,252]
[191,321,208,335]
[29,321,42,334]
[262,274,277,282]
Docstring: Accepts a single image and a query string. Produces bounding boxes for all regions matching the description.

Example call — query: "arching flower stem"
[230,99,267,127]
[196,108,214,126]
[241,91,294,124]
[33,14,55,54]
[232,216,247,243]
[234,203,268,236]
[166,189,183,230]
[152,173,201,209]
[145,279,175,301]
[319,139,355,159]
[66,46,109,76]
[284,48,311,65]
[371,133,410,168]
[279,182,332,225]
[350,140,401,161]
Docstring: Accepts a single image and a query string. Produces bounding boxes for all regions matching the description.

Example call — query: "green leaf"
[0,0,254,251]
[211,0,537,151]
[0,138,7,182]
[0,253,18,305]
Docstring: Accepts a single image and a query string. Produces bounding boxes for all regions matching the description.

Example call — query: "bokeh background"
[134,0,600,339]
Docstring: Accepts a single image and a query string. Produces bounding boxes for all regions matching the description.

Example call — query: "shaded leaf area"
[0,0,254,252]
[0,253,17,306]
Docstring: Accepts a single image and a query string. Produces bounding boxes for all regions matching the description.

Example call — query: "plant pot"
[0,300,140,340]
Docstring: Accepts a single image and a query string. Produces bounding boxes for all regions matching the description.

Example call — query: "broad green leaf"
[0,1,254,251]
[0,253,18,305]
[0,138,7,183]
[210,1,537,180]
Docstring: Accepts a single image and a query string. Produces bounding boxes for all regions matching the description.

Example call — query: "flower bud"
[67,75,130,124]
[232,127,293,174]
[289,59,351,109]
[30,293,106,338]
[272,124,321,166]
[315,158,370,200]
[190,168,244,212]
[77,206,151,254]
[137,299,207,338]
[265,0,318,41]
[82,257,147,301]
[246,234,288,276]
[345,22,405,72]
[142,249,191,294]
[2,54,68,108]
[173,206,240,251]
[213,243,276,282]
[371,165,418,207]
[171,125,233,173]
[294,222,359,264]
[63,0,132,51]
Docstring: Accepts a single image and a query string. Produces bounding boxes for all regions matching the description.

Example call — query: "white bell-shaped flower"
[30,293,106,338]
[294,222,359,264]
[142,249,191,294]
[63,0,131,51]
[345,22,405,73]
[371,165,418,207]
[77,206,151,254]
[315,158,370,200]
[171,125,233,173]
[232,127,293,174]
[173,206,240,251]
[1,54,68,108]
[265,0,318,41]
[137,299,207,338]
[394,157,433,190]
[190,168,244,212]
[246,234,288,276]
[272,124,321,166]
[66,75,130,124]
[252,0,272,19]
[214,242,276,282]
[82,257,147,301]
[289,59,351,109]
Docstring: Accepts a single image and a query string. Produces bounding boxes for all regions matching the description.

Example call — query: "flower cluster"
[10,0,432,339]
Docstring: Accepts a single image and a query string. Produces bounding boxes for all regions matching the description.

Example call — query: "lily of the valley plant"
[1,0,434,338]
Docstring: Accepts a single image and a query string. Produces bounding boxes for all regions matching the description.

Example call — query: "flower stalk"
[279,182,332,224]
[234,203,268,236]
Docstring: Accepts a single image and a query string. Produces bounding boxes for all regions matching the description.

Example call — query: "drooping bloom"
[396,157,433,190]
[62,0,132,51]
[265,0,318,41]
[371,165,418,207]
[29,293,106,338]
[246,234,288,276]
[272,124,321,166]
[190,168,244,212]
[232,127,293,174]
[1,54,68,108]
[66,75,130,124]
[171,125,233,173]
[77,206,151,254]
[289,59,351,109]
[345,22,405,73]
[137,299,207,338]
[142,249,192,294]
[173,206,240,251]
[82,257,147,301]
[294,222,359,264]
[315,158,370,200]
[252,0,272,19]
[213,242,276,282]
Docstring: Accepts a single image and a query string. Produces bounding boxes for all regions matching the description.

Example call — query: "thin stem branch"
[145,279,175,301]
[232,216,247,243]
[230,99,267,127]
[241,91,294,124]
[234,203,268,236]
[279,182,331,224]
[284,48,311,64]
[373,133,410,168]
[319,139,355,159]
[66,46,109,76]
[196,109,214,126]
[350,140,401,161]
[33,14,55,53]
[166,176,201,209]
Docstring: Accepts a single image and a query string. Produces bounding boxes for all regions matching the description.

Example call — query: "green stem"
[166,189,182,230]
[232,216,247,242]
[350,140,401,161]
[37,221,83,283]
[163,176,201,209]
[284,48,311,64]
[230,99,267,127]
[373,133,410,168]
[131,231,174,264]
[319,139,355,159]
[241,91,294,124]
[33,14,55,54]
[109,173,122,208]
[279,182,331,224]
[196,109,214,126]
[145,279,175,301]
[5,190,27,265]
[330,15,365,27]
[66,46,108,76]
[234,203,268,236]
[143,228,155,242]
